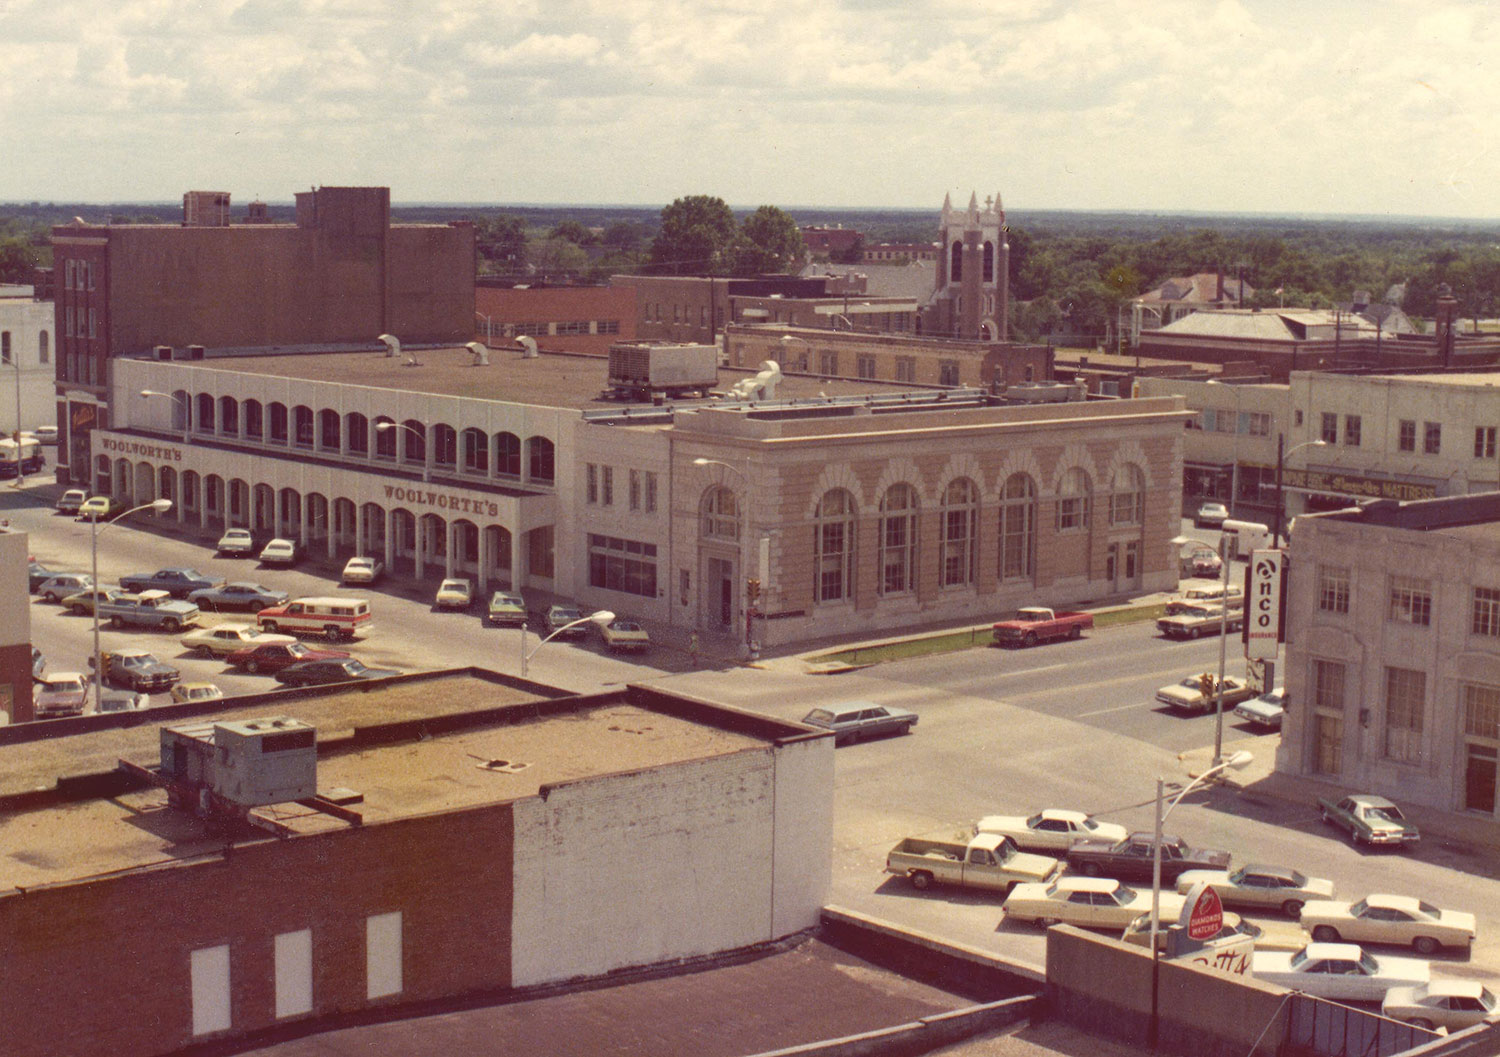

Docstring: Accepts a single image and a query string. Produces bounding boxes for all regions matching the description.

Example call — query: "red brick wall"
[1,802,514,1057]
[475,286,637,355]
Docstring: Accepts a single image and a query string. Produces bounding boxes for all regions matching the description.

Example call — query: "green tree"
[549,220,597,246]
[602,221,647,253]
[0,237,35,284]
[648,195,737,275]
[830,234,865,265]
[476,214,529,275]
[526,236,588,279]
[727,205,805,276]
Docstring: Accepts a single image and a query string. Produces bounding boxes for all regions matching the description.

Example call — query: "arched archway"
[494,432,521,478]
[318,409,340,452]
[133,460,155,505]
[113,458,133,502]
[390,508,417,575]
[432,424,458,473]
[332,497,358,556]
[158,466,178,510]
[345,412,369,457]
[204,474,225,531]
[451,519,479,577]
[243,399,264,441]
[195,393,215,434]
[181,470,201,521]
[94,455,112,496]
[526,436,555,484]
[483,525,513,590]
[268,402,289,444]
[277,488,302,536]
[228,478,250,526]
[253,483,276,534]
[304,492,330,554]
[418,512,448,578]
[359,502,386,559]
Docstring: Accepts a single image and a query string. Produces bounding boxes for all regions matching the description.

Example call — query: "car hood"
[1007,851,1063,880]
[1175,869,1232,892]
[974,815,1028,835]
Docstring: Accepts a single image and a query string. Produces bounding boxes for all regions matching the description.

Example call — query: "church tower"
[929,191,1009,342]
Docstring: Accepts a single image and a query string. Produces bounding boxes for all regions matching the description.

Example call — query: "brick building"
[0,527,31,722]
[0,674,831,1057]
[49,186,476,485]
[609,274,833,345]
[475,282,636,355]
[799,225,863,259]
[922,192,1009,342]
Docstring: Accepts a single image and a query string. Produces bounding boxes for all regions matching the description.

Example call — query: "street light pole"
[376,420,431,483]
[521,610,614,677]
[140,389,190,445]
[1272,437,1328,549]
[90,498,172,708]
[1171,531,1234,768]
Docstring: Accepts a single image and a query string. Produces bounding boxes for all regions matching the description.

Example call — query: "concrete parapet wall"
[746,995,1040,1057]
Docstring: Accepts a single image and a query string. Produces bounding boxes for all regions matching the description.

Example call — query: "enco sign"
[1246,549,1284,661]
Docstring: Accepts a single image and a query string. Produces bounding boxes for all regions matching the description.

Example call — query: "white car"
[1301,894,1477,954]
[1383,981,1498,1032]
[342,556,384,584]
[180,623,296,658]
[1234,687,1287,730]
[975,809,1128,853]
[599,618,651,653]
[97,689,150,713]
[35,672,89,718]
[1174,864,1335,917]
[31,425,58,444]
[216,528,259,555]
[1252,942,1428,1002]
[259,538,302,566]
[170,682,226,706]
[1195,502,1229,528]
[434,578,473,609]
[1004,876,1185,931]
[56,488,88,514]
[1155,674,1253,713]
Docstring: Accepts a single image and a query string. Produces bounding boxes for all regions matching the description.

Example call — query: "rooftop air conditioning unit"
[160,717,317,807]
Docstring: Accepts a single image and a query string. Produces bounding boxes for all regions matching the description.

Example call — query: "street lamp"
[1272,437,1328,548]
[1172,532,1235,769]
[1148,749,1253,1048]
[520,610,614,677]
[375,420,431,483]
[140,389,190,444]
[90,498,172,708]
[692,456,758,658]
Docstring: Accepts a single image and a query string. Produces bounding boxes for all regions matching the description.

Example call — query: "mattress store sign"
[1280,468,1435,501]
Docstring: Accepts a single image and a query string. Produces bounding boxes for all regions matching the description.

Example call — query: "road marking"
[1002,663,1066,678]
[1076,701,1144,718]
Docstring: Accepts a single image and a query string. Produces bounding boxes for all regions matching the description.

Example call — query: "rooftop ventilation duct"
[465,341,490,366]
[725,359,782,402]
[378,333,400,358]
[515,335,539,358]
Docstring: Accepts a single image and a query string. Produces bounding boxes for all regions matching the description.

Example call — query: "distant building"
[475,282,637,355]
[610,275,856,345]
[0,285,54,434]
[862,242,938,263]
[922,192,1009,342]
[800,225,863,259]
[1132,271,1254,334]
[49,186,476,485]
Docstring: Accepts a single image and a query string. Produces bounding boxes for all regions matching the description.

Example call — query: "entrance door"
[1105,544,1118,586]
[705,556,735,629]
[1466,744,1498,814]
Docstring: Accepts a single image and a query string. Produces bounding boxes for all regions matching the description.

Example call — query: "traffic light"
[746,578,761,604]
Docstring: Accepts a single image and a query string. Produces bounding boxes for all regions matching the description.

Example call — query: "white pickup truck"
[885,832,1062,895]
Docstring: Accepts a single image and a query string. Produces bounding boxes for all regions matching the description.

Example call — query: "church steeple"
[928,188,1010,343]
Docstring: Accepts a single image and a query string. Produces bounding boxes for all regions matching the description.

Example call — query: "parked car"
[215,528,261,556]
[1169,584,1244,612]
[1301,895,1476,954]
[169,682,225,706]
[973,810,1129,853]
[434,578,474,610]
[1251,942,1428,1002]
[118,567,222,599]
[99,648,180,693]
[1383,981,1498,1032]
[56,488,88,514]
[544,603,587,638]
[1195,502,1230,528]
[486,590,528,627]
[180,623,296,658]
[1155,673,1253,713]
[97,689,150,713]
[258,538,302,566]
[1156,603,1242,640]
[341,555,384,584]
[61,586,126,616]
[274,658,401,686]
[1318,794,1421,848]
[76,495,124,521]
[36,572,93,603]
[884,833,1061,895]
[187,582,289,612]
[800,701,918,745]
[226,640,351,674]
[1004,876,1185,931]
[599,617,651,652]
[1234,688,1287,730]
[34,672,89,718]
[98,590,201,631]
[27,561,59,593]
[257,596,372,641]
[31,646,45,680]
[992,607,1093,648]
[1066,833,1231,884]
[31,425,58,444]
[1174,864,1335,917]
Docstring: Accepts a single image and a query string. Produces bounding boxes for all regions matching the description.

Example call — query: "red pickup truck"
[992,607,1094,647]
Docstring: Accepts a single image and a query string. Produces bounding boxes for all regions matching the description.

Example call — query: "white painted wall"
[0,295,56,434]
[510,745,830,986]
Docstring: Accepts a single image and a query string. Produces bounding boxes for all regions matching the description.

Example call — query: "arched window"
[495,432,521,477]
[432,424,458,469]
[268,402,288,444]
[373,416,396,458]
[1110,464,1146,526]
[401,419,426,463]
[292,405,314,448]
[345,412,368,455]
[462,428,488,473]
[940,477,978,588]
[319,409,341,450]
[195,393,214,433]
[701,486,740,541]
[814,488,855,604]
[243,399,263,440]
[982,241,994,282]
[171,389,191,433]
[1057,467,1091,531]
[1000,474,1036,581]
[218,396,238,435]
[527,436,555,483]
[879,483,918,596]
[950,241,963,282]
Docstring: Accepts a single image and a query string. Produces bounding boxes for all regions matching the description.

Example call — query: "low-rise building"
[1280,494,1500,823]
[0,285,55,434]
[475,281,636,355]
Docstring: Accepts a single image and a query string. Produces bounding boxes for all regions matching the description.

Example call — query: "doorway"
[1465,743,1497,814]
[705,556,735,630]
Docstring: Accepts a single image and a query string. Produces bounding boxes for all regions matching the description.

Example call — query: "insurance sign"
[1246,549,1285,660]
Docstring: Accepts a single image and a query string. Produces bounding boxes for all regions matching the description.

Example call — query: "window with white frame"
[1464,684,1500,740]
[644,471,657,513]
[1383,666,1425,763]
[1475,587,1500,637]
[701,485,739,540]
[586,463,598,504]
[999,473,1035,580]
[1317,564,1350,614]
[1477,427,1497,459]
[600,465,613,505]
[1312,658,1345,710]
[1424,421,1442,454]
[629,468,641,511]
[1344,415,1361,446]
[878,483,918,595]
[1109,464,1145,525]
[940,477,977,587]
[1057,467,1090,531]
[1389,575,1432,626]
[814,488,855,603]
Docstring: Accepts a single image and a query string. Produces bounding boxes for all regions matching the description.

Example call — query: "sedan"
[97,689,151,713]
[274,658,401,686]
[486,591,527,627]
[1234,688,1287,730]
[56,488,88,514]
[36,573,94,603]
[187,582,289,612]
[1066,833,1231,884]
[1251,943,1428,1002]
[259,539,302,566]
[76,496,124,521]
[1155,674,1254,713]
[974,810,1129,853]
[35,672,89,718]
[544,603,588,638]
[1383,981,1497,1032]
[180,624,296,658]
[61,586,126,616]
[341,555,384,584]
[600,618,651,652]
[800,701,918,745]
[27,562,60,593]
[1174,864,1335,917]
[1195,502,1229,528]
[1004,876,1185,931]
[226,641,350,675]
[434,578,474,610]
[1301,895,1476,955]
[169,682,225,706]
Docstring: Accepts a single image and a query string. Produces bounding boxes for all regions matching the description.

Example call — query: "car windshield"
[1290,950,1310,969]
[1285,870,1308,886]
[1178,679,1202,689]
[1416,900,1441,917]
[46,678,84,692]
[350,558,372,568]
[1481,989,1497,1010]
[344,661,367,674]
[805,709,834,723]
[442,580,466,590]
[1114,884,1137,902]
[1357,951,1378,974]
[287,643,311,657]
[614,621,640,631]
[1350,898,1369,915]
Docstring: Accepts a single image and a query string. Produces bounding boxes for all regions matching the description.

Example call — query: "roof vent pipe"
[515,335,539,359]
[378,333,400,358]
[465,341,490,366]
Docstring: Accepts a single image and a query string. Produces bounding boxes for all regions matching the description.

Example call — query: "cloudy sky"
[2,0,1497,217]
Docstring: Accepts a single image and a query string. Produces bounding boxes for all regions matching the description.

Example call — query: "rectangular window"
[1294,409,1304,427]
[819,350,838,376]
[1477,427,1497,459]
[1474,587,1500,637]
[628,468,641,511]
[65,259,76,290]
[1312,659,1345,711]
[86,261,95,290]
[1317,564,1350,614]
[88,307,97,338]
[1389,575,1432,626]
[1321,412,1338,444]
[65,306,74,338]
[856,355,876,379]
[274,929,313,1019]
[1464,684,1500,739]
[1246,412,1271,437]
[1384,667,1426,763]
[601,465,613,506]
[190,945,232,1036]
[1424,421,1441,454]
[598,319,621,334]
[1344,415,1361,446]
[938,360,959,386]
[673,303,681,322]
[700,306,706,325]
[895,357,916,382]
[1398,419,1415,452]
[586,463,598,504]
[644,471,657,513]
[0,331,8,364]
[366,912,403,1000]
[588,533,658,597]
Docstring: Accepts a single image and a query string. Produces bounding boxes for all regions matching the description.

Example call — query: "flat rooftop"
[0,674,796,890]
[187,346,909,411]
[1315,493,1500,534]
